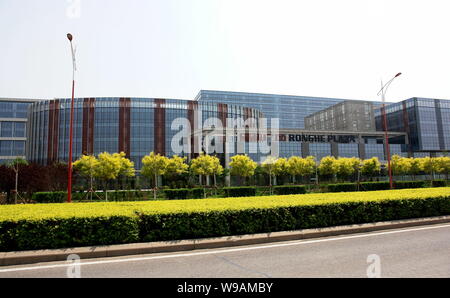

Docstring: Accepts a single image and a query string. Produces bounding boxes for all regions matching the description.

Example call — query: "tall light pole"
[377,72,402,189]
[67,33,76,203]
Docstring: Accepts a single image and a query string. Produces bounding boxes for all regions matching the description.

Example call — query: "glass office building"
[22,92,449,166]
[0,98,41,164]
[26,97,262,168]
[375,97,450,156]
[195,90,354,129]
[194,90,367,129]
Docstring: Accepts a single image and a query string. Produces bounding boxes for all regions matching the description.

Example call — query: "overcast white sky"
[1,0,450,102]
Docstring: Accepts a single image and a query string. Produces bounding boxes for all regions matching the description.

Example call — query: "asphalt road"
[1,223,449,278]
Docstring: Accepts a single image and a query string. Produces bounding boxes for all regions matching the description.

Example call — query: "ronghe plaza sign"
[281,134,357,143]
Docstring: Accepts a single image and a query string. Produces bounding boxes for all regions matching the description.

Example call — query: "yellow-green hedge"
[1,187,449,251]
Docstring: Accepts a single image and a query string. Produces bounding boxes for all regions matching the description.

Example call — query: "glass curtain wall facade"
[375,97,450,156]
[195,90,357,129]
[0,98,40,164]
[26,97,262,169]
[305,101,379,132]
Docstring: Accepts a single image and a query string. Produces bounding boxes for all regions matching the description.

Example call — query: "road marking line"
[1,223,450,273]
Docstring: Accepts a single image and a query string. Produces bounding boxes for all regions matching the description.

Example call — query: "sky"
[1,0,450,102]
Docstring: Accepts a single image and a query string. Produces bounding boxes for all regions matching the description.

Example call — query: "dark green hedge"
[164,189,190,200]
[164,188,208,200]
[327,183,357,192]
[395,181,426,189]
[328,181,428,192]
[273,185,307,195]
[190,188,205,199]
[32,192,66,203]
[223,187,257,197]
[2,195,450,251]
[138,196,450,242]
[32,190,150,203]
[0,216,140,251]
[432,180,447,187]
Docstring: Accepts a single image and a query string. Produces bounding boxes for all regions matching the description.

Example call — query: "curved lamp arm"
[377,72,402,97]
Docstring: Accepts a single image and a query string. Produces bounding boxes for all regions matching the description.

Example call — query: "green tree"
[318,156,339,181]
[421,157,439,182]
[210,156,224,189]
[113,152,135,178]
[7,158,29,204]
[287,156,316,184]
[287,156,302,183]
[190,154,223,196]
[361,157,381,181]
[435,156,450,181]
[391,155,411,179]
[191,154,216,186]
[141,152,169,200]
[229,154,257,185]
[93,152,122,201]
[335,157,360,181]
[407,157,423,180]
[113,152,135,191]
[272,157,289,185]
[262,156,277,193]
[165,155,189,188]
[73,154,100,200]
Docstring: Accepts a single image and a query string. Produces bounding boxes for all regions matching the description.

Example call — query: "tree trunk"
[90,175,94,201]
[357,169,360,191]
[213,174,217,196]
[154,173,157,200]
[14,169,18,204]
[104,182,108,201]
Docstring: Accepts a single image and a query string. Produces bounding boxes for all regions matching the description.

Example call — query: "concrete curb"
[1,215,450,267]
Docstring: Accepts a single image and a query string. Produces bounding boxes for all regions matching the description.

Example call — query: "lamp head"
[395,72,402,77]
[67,33,73,42]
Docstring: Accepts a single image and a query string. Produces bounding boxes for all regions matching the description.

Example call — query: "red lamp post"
[67,33,76,203]
[377,72,402,190]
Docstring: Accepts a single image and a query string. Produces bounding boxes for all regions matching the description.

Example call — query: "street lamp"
[377,72,402,189]
[67,33,76,203]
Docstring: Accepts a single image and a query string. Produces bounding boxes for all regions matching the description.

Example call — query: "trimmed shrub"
[0,216,140,251]
[108,190,146,201]
[32,192,66,203]
[327,183,357,192]
[432,180,447,187]
[164,189,190,200]
[1,188,450,251]
[190,188,205,199]
[138,192,450,242]
[328,181,427,192]
[360,182,390,191]
[33,190,151,203]
[394,181,426,189]
[273,185,307,195]
[223,187,256,197]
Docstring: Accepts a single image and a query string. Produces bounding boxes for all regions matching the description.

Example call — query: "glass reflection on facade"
[195,90,356,129]
[26,97,262,168]
[375,97,450,155]
[0,98,39,164]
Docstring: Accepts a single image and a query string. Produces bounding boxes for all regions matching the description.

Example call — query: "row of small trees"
[72,152,450,200]
[2,152,448,203]
[390,155,450,180]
